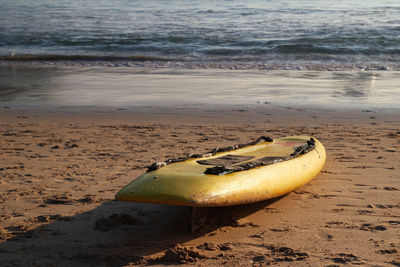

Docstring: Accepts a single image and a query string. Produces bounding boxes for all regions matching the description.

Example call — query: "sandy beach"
[0,106,399,266]
[2,0,400,265]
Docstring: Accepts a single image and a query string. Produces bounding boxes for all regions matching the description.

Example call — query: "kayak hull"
[115,136,326,207]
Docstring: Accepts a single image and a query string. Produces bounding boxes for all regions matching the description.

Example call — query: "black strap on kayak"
[204,138,316,175]
[146,136,273,172]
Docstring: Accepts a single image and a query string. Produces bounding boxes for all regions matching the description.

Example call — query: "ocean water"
[1,0,400,70]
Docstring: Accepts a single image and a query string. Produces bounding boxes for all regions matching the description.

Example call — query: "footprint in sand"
[330,253,363,264]
[315,232,334,241]
[383,186,399,191]
[359,223,387,232]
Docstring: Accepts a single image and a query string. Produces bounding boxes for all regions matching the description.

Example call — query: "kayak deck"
[115,136,326,207]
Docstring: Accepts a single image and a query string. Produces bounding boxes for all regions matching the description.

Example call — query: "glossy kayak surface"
[115,136,326,207]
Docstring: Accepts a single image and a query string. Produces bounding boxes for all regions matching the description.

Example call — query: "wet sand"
[0,106,399,266]
[2,65,400,110]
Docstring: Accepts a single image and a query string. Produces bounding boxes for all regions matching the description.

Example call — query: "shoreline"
[1,59,399,71]
[0,107,399,266]
[2,65,400,111]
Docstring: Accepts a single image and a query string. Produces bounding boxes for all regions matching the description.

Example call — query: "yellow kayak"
[115,136,326,207]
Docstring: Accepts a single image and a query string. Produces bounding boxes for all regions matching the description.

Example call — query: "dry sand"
[0,106,399,266]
